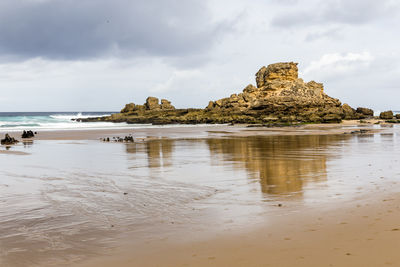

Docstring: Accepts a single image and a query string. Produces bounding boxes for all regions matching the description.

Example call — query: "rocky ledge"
[78,62,373,125]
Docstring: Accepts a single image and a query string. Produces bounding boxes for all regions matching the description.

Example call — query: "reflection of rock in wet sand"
[126,139,175,168]
[207,135,349,196]
[125,135,349,196]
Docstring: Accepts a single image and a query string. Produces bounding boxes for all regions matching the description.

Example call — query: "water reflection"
[126,135,351,197]
[208,135,351,196]
[126,139,175,168]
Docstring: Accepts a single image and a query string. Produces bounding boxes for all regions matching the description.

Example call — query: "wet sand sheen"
[81,191,400,267]
[1,124,400,266]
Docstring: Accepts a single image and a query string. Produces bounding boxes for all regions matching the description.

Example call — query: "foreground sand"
[64,123,398,267]
[81,191,400,267]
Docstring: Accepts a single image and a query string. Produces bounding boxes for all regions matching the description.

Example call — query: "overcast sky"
[0,0,399,112]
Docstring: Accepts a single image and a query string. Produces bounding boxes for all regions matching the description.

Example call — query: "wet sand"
[1,122,400,267]
[82,191,400,267]
[0,121,384,141]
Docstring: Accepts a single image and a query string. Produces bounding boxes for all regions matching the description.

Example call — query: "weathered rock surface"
[380,110,394,120]
[205,62,343,123]
[79,62,374,125]
[145,97,161,110]
[356,107,374,117]
[160,99,175,110]
[342,104,357,119]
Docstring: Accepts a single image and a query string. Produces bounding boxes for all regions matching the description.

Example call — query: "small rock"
[1,134,19,145]
[21,130,35,139]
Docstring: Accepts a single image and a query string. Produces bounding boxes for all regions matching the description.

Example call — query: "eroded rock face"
[342,104,356,120]
[146,97,160,110]
[206,62,344,122]
[121,103,136,113]
[160,99,175,110]
[256,62,298,88]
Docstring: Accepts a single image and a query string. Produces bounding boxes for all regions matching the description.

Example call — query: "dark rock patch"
[1,134,19,145]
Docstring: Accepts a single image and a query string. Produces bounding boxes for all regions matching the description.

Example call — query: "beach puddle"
[1,128,400,266]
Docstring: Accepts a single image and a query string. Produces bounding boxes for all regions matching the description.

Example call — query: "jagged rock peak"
[145,97,160,110]
[256,62,298,88]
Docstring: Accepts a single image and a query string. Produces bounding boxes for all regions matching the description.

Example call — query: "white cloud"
[303,52,374,76]
[151,70,203,93]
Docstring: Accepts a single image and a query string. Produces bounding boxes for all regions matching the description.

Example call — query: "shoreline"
[0,120,388,142]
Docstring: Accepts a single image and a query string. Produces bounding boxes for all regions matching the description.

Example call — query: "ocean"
[0,112,123,131]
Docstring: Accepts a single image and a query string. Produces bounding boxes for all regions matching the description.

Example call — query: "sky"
[0,0,399,112]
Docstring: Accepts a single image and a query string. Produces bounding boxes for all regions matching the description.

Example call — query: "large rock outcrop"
[206,62,343,122]
[79,62,374,125]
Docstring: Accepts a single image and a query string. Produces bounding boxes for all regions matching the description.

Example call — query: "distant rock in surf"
[21,130,35,139]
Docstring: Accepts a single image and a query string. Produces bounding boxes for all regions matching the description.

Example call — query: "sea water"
[0,112,119,131]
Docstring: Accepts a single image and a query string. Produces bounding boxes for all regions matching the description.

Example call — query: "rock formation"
[120,97,175,114]
[356,107,374,117]
[1,134,19,145]
[206,62,343,122]
[380,110,394,120]
[79,62,375,125]
[21,130,35,139]
[342,104,357,120]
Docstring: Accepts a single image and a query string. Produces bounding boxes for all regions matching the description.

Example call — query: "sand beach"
[1,122,400,266]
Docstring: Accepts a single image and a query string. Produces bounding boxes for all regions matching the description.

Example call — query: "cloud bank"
[0,0,400,111]
[0,0,228,60]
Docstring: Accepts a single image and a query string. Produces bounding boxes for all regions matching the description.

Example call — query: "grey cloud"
[271,0,399,28]
[304,27,342,42]
[0,0,229,60]
[269,0,298,5]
